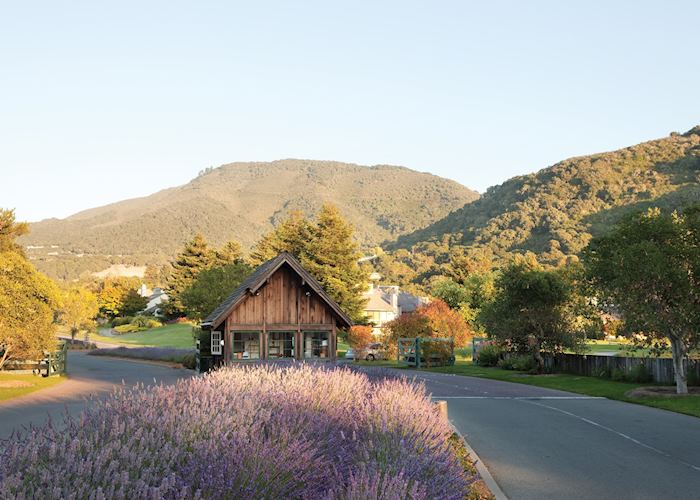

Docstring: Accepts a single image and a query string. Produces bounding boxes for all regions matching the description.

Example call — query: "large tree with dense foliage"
[301,204,369,322]
[479,257,598,372]
[584,206,700,394]
[164,234,216,316]
[419,299,473,348]
[0,209,29,255]
[381,313,433,359]
[0,251,61,368]
[180,262,252,320]
[248,211,313,266]
[94,276,143,318]
[248,205,368,322]
[60,286,99,340]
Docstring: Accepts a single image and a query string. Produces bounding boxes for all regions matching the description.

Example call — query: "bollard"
[434,400,448,421]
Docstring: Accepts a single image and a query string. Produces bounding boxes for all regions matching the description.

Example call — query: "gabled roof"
[201,252,353,329]
[364,290,396,312]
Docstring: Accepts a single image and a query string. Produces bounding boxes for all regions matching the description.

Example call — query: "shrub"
[476,343,502,367]
[0,365,477,498]
[131,315,162,329]
[113,316,162,333]
[113,323,141,333]
[111,316,133,327]
[627,363,653,384]
[611,368,627,381]
[511,354,537,372]
[180,353,196,370]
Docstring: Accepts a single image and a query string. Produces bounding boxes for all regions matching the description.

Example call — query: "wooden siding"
[227,265,336,326]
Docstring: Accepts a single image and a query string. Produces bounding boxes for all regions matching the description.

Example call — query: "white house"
[139,284,169,316]
[362,273,428,337]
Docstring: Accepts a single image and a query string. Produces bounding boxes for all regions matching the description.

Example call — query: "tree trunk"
[669,335,688,395]
[0,346,11,371]
[529,335,545,374]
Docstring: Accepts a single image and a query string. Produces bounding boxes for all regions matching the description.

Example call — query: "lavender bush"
[0,365,475,499]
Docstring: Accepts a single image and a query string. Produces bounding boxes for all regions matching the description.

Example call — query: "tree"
[248,211,313,265]
[121,289,148,316]
[347,325,374,349]
[0,251,61,368]
[381,313,432,359]
[431,279,470,309]
[301,204,369,322]
[95,276,143,318]
[214,240,244,266]
[165,234,215,315]
[0,209,29,255]
[584,206,700,394]
[249,205,369,322]
[479,258,597,372]
[420,299,473,348]
[60,286,98,340]
[180,262,252,320]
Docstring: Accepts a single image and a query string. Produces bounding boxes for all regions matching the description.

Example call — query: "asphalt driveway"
[406,370,700,500]
[0,351,192,439]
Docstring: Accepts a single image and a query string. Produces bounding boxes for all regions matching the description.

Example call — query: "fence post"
[435,400,448,421]
[415,338,421,369]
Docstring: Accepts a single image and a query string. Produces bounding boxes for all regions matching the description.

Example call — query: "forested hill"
[21,159,479,280]
[391,126,700,263]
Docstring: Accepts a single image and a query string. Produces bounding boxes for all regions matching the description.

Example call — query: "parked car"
[345,344,385,361]
[362,343,385,361]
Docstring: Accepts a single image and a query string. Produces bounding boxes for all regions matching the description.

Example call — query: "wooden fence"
[38,342,68,377]
[543,353,700,385]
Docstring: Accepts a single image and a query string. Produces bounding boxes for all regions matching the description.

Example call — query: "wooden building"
[200,252,352,365]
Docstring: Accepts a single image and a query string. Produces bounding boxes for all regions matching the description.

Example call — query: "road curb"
[451,422,508,500]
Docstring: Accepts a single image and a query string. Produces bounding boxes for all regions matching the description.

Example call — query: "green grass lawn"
[90,323,195,349]
[423,361,700,418]
[0,373,66,402]
[337,340,349,358]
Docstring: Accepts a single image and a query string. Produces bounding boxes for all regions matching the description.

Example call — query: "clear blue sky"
[1,1,698,222]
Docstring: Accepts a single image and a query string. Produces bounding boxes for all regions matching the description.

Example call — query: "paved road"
[0,351,192,439]
[4,357,700,499]
[404,370,700,500]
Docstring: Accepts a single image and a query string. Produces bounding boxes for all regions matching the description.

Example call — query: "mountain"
[392,126,700,266]
[21,159,479,280]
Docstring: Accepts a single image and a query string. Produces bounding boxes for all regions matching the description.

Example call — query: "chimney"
[391,286,398,311]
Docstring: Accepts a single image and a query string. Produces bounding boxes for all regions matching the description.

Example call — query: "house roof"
[364,290,396,312]
[201,252,353,329]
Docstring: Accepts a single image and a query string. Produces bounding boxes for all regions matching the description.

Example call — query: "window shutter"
[211,331,222,355]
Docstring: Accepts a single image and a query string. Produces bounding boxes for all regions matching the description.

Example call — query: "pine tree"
[214,240,243,266]
[248,211,313,265]
[300,204,369,321]
[165,234,215,315]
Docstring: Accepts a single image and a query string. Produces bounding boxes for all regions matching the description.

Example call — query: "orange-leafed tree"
[347,325,374,349]
[419,299,473,348]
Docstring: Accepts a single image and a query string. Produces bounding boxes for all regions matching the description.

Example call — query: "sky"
[1,1,699,222]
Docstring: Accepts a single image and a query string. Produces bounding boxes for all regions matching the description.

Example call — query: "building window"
[232,331,260,360]
[303,331,330,359]
[211,331,222,355]
[268,331,295,358]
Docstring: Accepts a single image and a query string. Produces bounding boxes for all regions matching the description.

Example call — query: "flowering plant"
[0,364,476,499]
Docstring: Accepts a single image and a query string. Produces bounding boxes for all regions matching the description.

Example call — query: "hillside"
[21,159,479,280]
[392,126,700,266]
